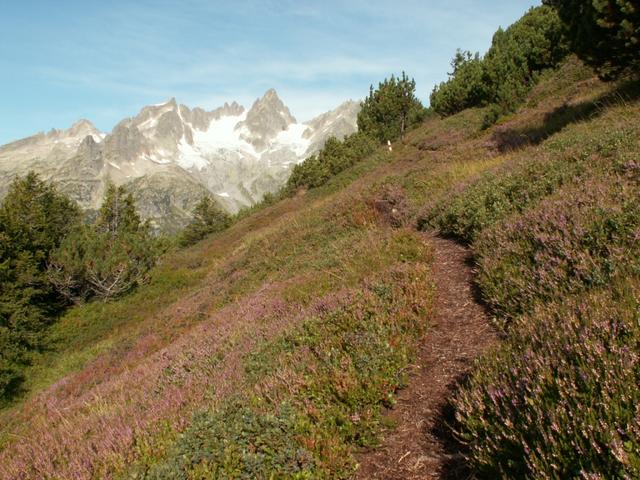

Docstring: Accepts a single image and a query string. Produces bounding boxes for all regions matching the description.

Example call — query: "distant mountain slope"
[0,93,359,232]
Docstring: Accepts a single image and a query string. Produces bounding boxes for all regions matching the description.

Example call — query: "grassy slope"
[1,57,637,478]
[420,57,640,477]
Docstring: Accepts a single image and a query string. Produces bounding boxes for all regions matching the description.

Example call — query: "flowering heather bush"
[419,152,587,242]
[420,96,640,244]
[140,263,434,478]
[0,288,300,480]
[455,279,640,478]
[475,177,640,320]
[366,183,410,228]
[0,206,431,479]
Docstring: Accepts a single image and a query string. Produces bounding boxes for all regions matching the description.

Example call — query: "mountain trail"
[355,234,498,479]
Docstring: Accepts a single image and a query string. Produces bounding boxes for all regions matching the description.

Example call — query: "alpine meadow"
[0,2,639,479]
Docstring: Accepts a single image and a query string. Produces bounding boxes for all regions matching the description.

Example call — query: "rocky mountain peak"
[135,99,179,127]
[236,89,297,151]
[249,89,295,122]
[67,119,100,138]
[0,91,360,233]
[219,101,245,117]
[304,100,360,140]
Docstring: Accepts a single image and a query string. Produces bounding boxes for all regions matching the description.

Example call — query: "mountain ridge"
[0,91,359,232]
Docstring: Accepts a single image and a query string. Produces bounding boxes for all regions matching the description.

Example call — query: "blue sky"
[0,0,539,145]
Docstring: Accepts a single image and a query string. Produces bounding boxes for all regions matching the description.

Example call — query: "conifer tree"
[429,50,486,116]
[48,183,158,302]
[544,0,640,80]
[96,182,142,235]
[0,173,80,400]
[357,72,426,142]
[179,196,231,246]
[430,5,567,118]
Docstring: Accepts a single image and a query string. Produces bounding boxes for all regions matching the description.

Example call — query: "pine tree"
[0,172,80,262]
[179,196,231,246]
[430,50,486,116]
[48,182,159,302]
[357,72,426,143]
[96,182,141,235]
[0,172,80,401]
[544,0,640,80]
[430,6,567,118]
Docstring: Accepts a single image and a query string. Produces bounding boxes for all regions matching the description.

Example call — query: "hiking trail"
[355,234,498,479]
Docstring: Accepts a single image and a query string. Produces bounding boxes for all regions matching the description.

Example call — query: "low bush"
[455,279,640,478]
[146,401,316,479]
[286,132,377,192]
[137,261,434,478]
[366,183,410,228]
[475,176,640,321]
[420,118,640,244]
[419,153,588,243]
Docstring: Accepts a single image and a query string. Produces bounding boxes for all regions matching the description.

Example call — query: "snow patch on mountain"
[274,124,311,157]
[0,90,360,232]
[177,138,208,170]
[191,112,256,156]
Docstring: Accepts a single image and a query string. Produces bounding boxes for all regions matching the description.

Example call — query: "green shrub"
[179,196,231,247]
[455,279,640,478]
[420,118,640,244]
[145,402,316,479]
[286,132,377,191]
[419,154,588,243]
[430,6,568,120]
[475,177,640,320]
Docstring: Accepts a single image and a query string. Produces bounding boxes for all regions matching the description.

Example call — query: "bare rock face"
[0,119,104,198]
[236,89,297,151]
[103,122,148,163]
[0,91,360,233]
[128,169,213,234]
[303,100,360,154]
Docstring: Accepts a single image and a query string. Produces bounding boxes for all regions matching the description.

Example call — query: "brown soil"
[354,234,499,479]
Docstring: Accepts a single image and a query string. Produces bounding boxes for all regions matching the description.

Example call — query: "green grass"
[27,264,206,394]
[128,256,434,479]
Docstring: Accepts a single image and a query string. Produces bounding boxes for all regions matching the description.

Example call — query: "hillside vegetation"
[1,4,639,479]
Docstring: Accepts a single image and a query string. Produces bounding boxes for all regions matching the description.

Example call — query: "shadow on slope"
[492,79,640,152]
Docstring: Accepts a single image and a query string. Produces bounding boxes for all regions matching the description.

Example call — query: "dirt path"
[355,234,498,479]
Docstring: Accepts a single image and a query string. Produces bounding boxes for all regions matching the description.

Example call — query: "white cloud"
[10,0,540,140]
